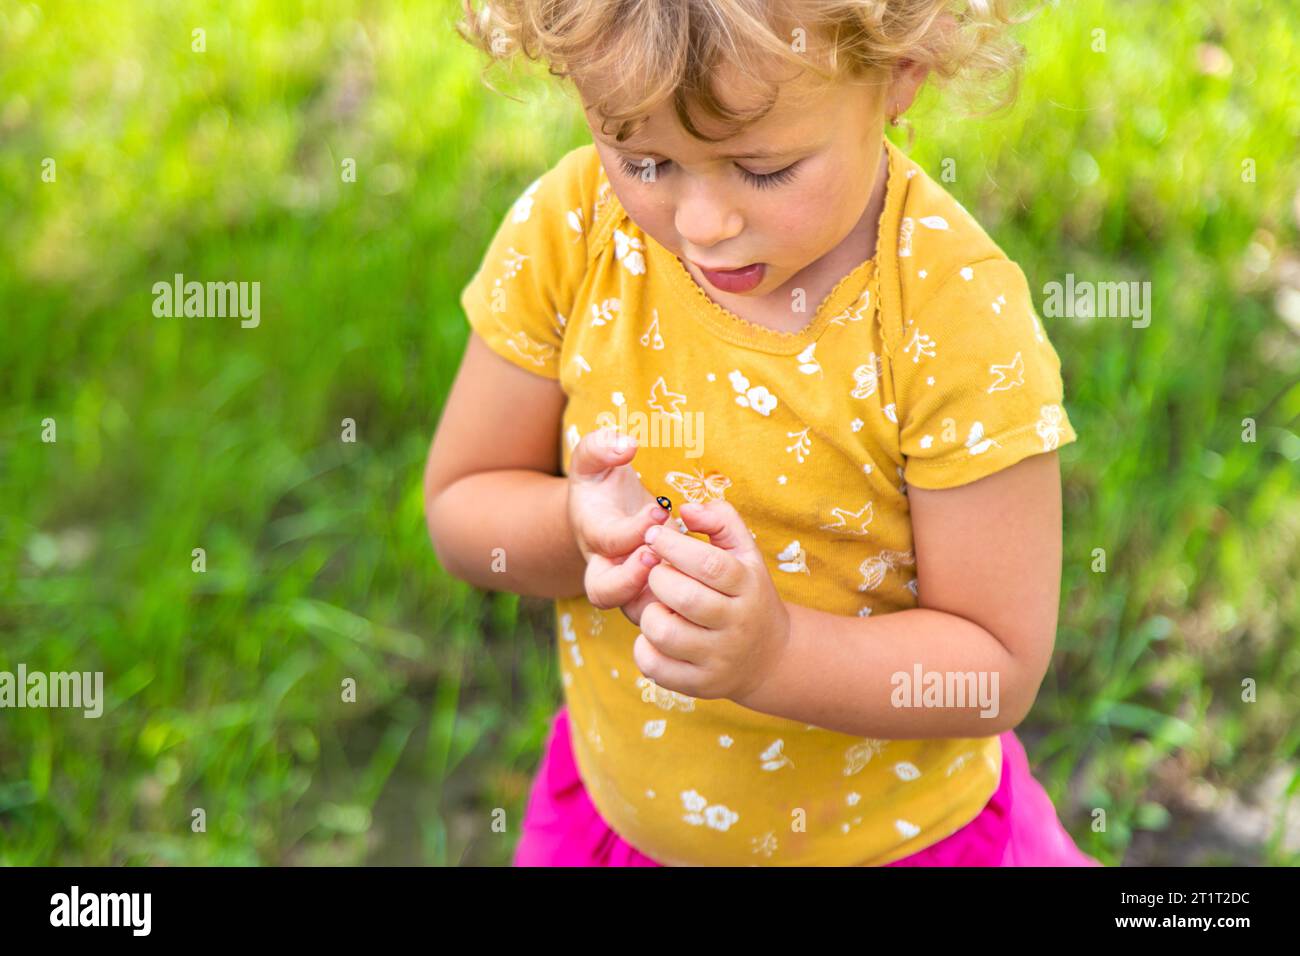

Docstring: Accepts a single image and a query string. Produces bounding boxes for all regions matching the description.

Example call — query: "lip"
[691,260,766,293]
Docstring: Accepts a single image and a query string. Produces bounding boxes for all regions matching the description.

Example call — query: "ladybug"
[655,495,672,513]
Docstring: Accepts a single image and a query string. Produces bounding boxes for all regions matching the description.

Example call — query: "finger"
[618,583,657,628]
[638,599,711,666]
[585,545,658,610]
[586,548,654,609]
[644,520,746,597]
[677,499,762,557]
[569,427,638,482]
[589,499,671,557]
[645,561,728,628]
[633,627,708,697]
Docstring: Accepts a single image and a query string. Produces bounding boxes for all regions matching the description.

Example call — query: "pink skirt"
[513,706,1102,867]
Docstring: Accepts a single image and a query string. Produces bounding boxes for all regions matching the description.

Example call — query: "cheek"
[765,178,851,245]
[779,160,870,239]
[612,181,676,243]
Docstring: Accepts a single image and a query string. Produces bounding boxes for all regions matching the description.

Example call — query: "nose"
[674,179,743,251]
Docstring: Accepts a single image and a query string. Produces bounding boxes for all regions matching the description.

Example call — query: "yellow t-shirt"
[459,136,1079,866]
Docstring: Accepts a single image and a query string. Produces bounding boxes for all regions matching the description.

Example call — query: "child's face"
[578,62,911,302]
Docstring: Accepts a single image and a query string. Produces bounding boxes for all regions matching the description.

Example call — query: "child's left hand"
[632,499,790,702]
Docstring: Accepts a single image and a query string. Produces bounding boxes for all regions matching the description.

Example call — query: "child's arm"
[737,450,1063,738]
[435,147,609,599]
[724,252,1077,736]
[424,332,587,599]
[635,450,1063,739]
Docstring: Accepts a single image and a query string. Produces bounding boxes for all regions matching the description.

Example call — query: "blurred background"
[1,0,1297,866]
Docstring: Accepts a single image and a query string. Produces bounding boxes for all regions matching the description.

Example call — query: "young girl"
[429,0,1101,866]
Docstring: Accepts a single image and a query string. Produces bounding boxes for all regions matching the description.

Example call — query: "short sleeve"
[458,147,597,380]
[892,257,1079,490]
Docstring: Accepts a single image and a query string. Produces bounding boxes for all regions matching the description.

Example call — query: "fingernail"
[645,525,661,543]
[614,435,634,452]
[640,550,659,566]
[650,506,668,521]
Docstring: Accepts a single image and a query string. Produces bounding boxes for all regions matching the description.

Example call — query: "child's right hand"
[567,427,670,615]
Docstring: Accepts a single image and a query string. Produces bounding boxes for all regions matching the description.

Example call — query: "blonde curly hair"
[454,0,1040,143]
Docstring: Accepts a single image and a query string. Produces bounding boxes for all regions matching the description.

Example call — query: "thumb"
[677,500,760,559]
[570,426,637,481]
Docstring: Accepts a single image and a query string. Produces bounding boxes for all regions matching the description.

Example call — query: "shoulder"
[513,143,618,270]
[459,143,615,370]
[887,149,1024,323]
[551,142,607,209]
[505,144,597,234]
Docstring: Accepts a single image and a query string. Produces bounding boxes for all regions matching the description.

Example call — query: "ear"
[886,58,930,120]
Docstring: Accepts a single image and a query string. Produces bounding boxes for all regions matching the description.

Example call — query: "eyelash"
[616,156,800,190]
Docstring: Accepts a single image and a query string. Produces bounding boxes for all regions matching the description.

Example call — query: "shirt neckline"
[602,135,907,356]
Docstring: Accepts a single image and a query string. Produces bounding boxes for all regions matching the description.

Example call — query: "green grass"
[1,0,1297,865]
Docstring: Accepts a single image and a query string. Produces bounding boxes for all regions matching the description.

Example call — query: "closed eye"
[617,156,671,180]
[738,162,800,189]
[616,156,801,190]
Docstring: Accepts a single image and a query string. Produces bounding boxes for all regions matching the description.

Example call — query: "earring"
[889,113,902,127]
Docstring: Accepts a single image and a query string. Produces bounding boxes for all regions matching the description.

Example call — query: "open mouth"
[693,261,766,293]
